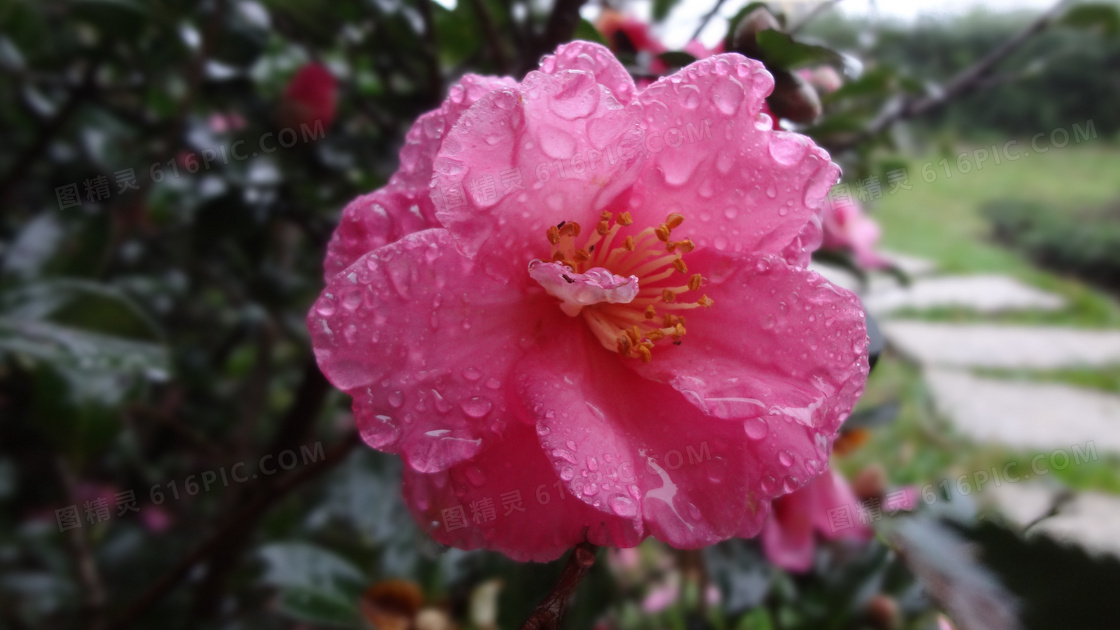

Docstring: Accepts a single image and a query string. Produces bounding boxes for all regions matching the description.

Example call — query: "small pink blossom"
[281,62,339,130]
[761,467,871,573]
[821,197,891,269]
[310,42,867,561]
[207,112,247,133]
[797,66,844,94]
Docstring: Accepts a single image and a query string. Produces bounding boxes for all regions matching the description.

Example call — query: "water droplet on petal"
[609,495,637,517]
[768,132,809,166]
[466,466,486,486]
[710,78,745,115]
[315,298,336,316]
[744,418,769,440]
[779,451,793,467]
[460,397,493,419]
[388,391,404,408]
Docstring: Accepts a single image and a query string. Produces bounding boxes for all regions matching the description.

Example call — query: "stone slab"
[924,368,1120,454]
[864,274,1065,315]
[883,321,1120,369]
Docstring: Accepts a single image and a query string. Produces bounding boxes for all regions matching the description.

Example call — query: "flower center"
[529,211,713,362]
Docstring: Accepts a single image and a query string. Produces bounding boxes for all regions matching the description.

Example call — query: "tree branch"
[829,0,1072,153]
[102,431,358,630]
[467,0,511,74]
[691,0,728,43]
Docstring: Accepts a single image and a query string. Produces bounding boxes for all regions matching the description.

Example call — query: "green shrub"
[983,198,1120,291]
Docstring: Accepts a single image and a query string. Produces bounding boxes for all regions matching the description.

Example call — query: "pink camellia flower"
[281,62,339,130]
[821,196,891,269]
[761,467,871,573]
[309,42,868,561]
[797,66,844,95]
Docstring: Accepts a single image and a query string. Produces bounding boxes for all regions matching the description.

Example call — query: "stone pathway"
[985,484,1120,558]
[881,321,1120,369]
[923,368,1120,454]
[864,274,1066,315]
[824,249,1120,556]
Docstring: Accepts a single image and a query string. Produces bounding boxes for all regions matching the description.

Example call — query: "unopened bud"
[768,70,823,124]
[732,7,782,60]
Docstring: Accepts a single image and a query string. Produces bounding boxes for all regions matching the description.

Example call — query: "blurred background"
[2,0,1119,628]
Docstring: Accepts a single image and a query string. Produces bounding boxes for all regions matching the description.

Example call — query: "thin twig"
[0,62,97,204]
[788,0,843,35]
[522,0,587,74]
[54,458,108,628]
[416,0,445,104]
[520,541,598,630]
[187,359,332,620]
[101,432,359,630]
[690,0,729,43]
[829,0,1072,152]
[467,0,510,74]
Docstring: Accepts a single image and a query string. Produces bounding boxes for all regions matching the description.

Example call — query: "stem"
[520,541,598,630]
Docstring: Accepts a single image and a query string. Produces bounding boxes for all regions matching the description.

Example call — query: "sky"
[581,0,1063,48]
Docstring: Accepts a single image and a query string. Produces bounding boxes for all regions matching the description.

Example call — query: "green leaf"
[652,0,680,22]
[1060,3,1120,36]
[754,29,843,71]
[844,400,900,431]
[891,517,1120,630]
[258,542,365,600]
[573,18,608,47]
[724,2,773,52]
[656,51,698,69]
[278,588,360,627]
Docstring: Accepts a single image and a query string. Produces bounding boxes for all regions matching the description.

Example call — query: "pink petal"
[323,75,514,279]
[323,187,433,281]
[811,468,872,541]
[630,249,869,438]
[761,487,816,573]
[308,228,551,473]
[401,422,642,562]
[391,74,517,194]
[538,41,639,105]
[630,54,839,267]
[431,64,646,267]
[516,321,777,549]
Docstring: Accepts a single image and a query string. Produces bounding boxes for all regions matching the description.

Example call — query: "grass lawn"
[844,142,1120,499]
[872,142,1120,327]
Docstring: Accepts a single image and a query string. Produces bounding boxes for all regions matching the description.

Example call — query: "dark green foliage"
[983,198,1120,292]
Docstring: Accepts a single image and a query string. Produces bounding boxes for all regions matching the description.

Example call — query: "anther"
[697,295,714,308]
[665,213,685,229]
[637,345,652,363]
[618,212,633,226]
[688,274,702,291]
[547,225,561,245]
[624,236,635,251]
[662,289,676,303]
[655,225,671,242]
[644,305,657,319]
[672,258,688,273]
